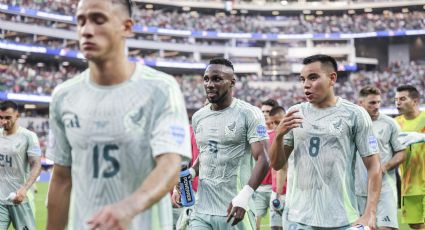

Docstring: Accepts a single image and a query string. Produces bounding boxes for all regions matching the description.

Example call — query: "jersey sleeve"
[245,106,269,144]
[26,130,41,157]
[389,118,405,153]
[150,79,191,161]
[46,91,72,166]
[355,107,379,157]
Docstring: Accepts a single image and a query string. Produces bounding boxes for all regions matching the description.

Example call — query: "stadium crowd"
[1,1,425,34]
[1,58,424,110]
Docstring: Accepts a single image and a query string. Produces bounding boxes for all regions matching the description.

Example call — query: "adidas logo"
[382,216,391,222]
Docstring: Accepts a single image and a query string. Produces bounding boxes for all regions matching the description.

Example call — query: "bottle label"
[182,176,193,202]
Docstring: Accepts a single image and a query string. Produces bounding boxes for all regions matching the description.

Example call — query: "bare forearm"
[364,158,381,215]
[383,151,406,172]
[122,153,181,217]
[247,153,269,191]
[275,165,287,195]
[47,165,72,230]
[24,156,42,190]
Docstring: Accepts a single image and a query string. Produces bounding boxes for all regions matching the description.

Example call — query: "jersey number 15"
[93,144,120,178]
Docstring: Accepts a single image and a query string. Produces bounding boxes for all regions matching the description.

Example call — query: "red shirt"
[190,126,199,192]
[269,130,287,194]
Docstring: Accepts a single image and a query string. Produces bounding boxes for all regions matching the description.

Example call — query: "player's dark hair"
[269,106,286,116]
[0,100,18,112]
[209,57,234,71]
[359,86,381,97]
[112,0,133,17]
[396,85,420,100]
[303,54,338,72]
[261,99,279,108]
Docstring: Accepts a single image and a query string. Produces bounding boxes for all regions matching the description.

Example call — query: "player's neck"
[211,97,233,111]
[89,56,135,86]
[404,108,421,120]
[312,93,338,109]
[3,125,18,136]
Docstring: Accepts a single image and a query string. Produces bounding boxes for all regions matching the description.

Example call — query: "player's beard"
[207,90,229,104]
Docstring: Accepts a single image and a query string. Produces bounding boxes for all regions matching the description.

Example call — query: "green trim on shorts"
[151,204,161,230]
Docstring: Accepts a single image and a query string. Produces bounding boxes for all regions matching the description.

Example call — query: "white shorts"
[269,191,283,227]
[357,190,398,228]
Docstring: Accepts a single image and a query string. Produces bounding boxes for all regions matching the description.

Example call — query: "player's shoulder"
[234,98,262,116]
[17,127,38,140]
[379,114,398,126]
[135,64,180,89]
[52,70,87,99]
[192,104,211,121]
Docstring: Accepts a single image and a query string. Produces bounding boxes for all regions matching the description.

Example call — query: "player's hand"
[87,201,134,230]
[171,186,182,208]
[398,132,425,147]
[353,213,376,230]
[275,109,303,137]
[226,202,246,226]
[12,187,27,204]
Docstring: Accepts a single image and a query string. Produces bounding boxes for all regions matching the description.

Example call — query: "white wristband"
[231,185,254,210]
[189,168,197,179]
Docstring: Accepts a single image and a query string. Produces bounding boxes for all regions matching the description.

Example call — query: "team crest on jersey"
[124,107,146,132]
[256,124,267,137]
[224,121,236,137]
[329,118,344,134]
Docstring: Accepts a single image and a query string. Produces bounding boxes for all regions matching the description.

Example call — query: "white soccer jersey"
[192,98,269,216]
[355,114,405,196]
[284,98,378,227]
[47,63,191,230]
[0,127,41,205]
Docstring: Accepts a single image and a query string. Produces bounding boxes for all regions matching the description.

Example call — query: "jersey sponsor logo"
[63,112,80,128]
[368,135,378,152]
[170,125,185,145]
[256,124,267,137]
[224,121,236,137]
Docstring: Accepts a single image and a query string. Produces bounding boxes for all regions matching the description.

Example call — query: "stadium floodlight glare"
[240,9,248,14]
[272,11,279,16]
[145,4,153,9]
[231,10,238,15]
[280,0,288,5]
[182,6,190,11]
[402,8,409,13]
[24,104,36,109]
[303,10,311,14]
[316,10,323,15]
[364,8,372,13]
[348,9,355,14]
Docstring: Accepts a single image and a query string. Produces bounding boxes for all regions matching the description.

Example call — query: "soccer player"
[269,54,381,230]
[0,100,42,230]
[46,0,191,229]
[261,99,279,131]
[354,86,406,230]
[254,99,278,230]
[173,57,270,229]
[394,85,425,229]
[268,106,287,230]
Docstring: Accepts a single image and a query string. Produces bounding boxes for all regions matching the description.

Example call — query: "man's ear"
[123,19,134,38]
